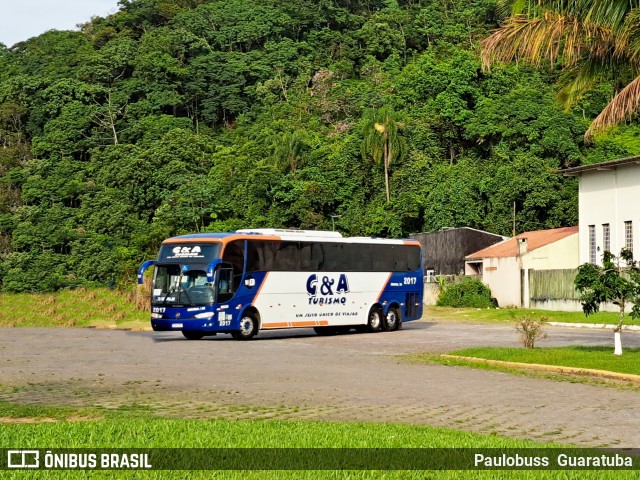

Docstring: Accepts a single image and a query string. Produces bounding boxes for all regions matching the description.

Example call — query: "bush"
[514,315,548,348]
[436,277,495,308]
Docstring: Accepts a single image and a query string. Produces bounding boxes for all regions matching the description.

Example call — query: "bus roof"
[162,230,419,246]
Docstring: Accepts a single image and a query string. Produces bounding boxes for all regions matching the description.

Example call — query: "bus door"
[216,264,235,304]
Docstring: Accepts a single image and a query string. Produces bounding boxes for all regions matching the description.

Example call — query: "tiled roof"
[465,226,579,260]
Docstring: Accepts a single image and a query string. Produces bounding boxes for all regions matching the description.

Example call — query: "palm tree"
[481,0,640,140]
[361,106,406,203]
[271,130,307,177]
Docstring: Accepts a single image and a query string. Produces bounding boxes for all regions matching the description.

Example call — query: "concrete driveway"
[1,320,639,447]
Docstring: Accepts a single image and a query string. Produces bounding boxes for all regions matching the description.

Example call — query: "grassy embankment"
[0,288,149,330]
[0,401,634,479]
[2,288,637,329]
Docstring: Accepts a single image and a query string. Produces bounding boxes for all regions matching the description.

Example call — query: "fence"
[529,269,580,302]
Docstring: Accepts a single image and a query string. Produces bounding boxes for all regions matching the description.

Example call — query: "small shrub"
[515,315,548,349]
[436,277,495,308]
[134,279,151,312]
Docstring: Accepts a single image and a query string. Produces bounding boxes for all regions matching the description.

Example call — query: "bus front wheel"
[367,306,383,332]
[183,330,205,340]
[382,306,401,332]
[232,312,259,340]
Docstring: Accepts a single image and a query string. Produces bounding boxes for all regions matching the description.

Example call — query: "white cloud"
[0,0,121,47]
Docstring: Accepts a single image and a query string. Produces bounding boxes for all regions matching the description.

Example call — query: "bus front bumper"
[151,317,225,332]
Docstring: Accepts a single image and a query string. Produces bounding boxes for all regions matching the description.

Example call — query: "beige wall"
[521,234,579,270]
[475,256,521,307]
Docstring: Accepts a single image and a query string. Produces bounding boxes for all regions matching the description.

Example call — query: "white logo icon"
[8,450,40,468]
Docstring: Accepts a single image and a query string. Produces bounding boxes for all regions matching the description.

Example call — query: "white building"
[563,157,640,265]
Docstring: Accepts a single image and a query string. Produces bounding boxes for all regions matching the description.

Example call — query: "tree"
[271,130,309,177]
[361,106,406,203]
[574,249,640,355]
[481,0,640,140]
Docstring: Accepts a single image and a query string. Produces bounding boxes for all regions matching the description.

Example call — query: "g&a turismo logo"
[306,274,350,305]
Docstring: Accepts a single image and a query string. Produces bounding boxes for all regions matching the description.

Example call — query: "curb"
[440,354,640,384]
[548,322,640,331]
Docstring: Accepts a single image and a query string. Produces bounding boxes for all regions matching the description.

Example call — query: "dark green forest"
[0,0,638,291]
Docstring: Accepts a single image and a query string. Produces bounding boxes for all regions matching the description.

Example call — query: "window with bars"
[589,225,596,264]
[625,221,633,252]
[602,223,610,254]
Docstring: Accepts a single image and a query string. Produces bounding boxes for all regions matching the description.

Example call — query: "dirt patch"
[0,417,57,424]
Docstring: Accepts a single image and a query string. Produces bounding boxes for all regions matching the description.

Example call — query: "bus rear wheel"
[382,306,401,332]
[182,330,205,340]
[232,312,259,340]
[367,306,383,332]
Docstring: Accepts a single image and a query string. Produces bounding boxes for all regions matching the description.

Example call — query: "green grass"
[0,287,149,329]
[443,346,640,375]
[425,306,636,326]
[407,347,640,389]
[0,401,634,479]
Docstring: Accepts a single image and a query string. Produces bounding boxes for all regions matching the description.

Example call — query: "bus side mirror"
[137,260,156,284]
[206,259,222,283]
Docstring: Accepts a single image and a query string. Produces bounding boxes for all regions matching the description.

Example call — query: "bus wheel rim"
[371,311,381,329]
[240,317,253,335]
[387,311,397,328]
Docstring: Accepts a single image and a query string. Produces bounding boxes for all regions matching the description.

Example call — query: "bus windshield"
[152,265,215,306]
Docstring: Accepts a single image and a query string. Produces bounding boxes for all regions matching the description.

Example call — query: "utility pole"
[330,215,341,231]
[512,201,516,237]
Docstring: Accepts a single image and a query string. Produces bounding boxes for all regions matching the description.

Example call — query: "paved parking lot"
[1,320,639,447]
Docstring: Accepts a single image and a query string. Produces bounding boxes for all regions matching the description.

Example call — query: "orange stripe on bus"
[376,273,392,302]
[252,272,269,307]
[262,322,289,329]
[290,321,319,327]
[262,320,330,329]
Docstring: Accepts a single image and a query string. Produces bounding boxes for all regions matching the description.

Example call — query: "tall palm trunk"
[384,138,391,203]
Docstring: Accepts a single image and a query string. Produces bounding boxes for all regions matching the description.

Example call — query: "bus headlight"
[194,312,214,319]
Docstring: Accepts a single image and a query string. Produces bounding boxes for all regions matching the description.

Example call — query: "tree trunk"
[614,330,622,356]
[384,142,390,203]
[614,304,624,356]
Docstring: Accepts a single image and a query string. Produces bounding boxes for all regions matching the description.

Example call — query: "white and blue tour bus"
[137,229,423,340]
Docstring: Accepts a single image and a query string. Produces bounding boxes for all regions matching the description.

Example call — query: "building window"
[589,225,596,264]
[625,221,633,252]
[602,224,610,253]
